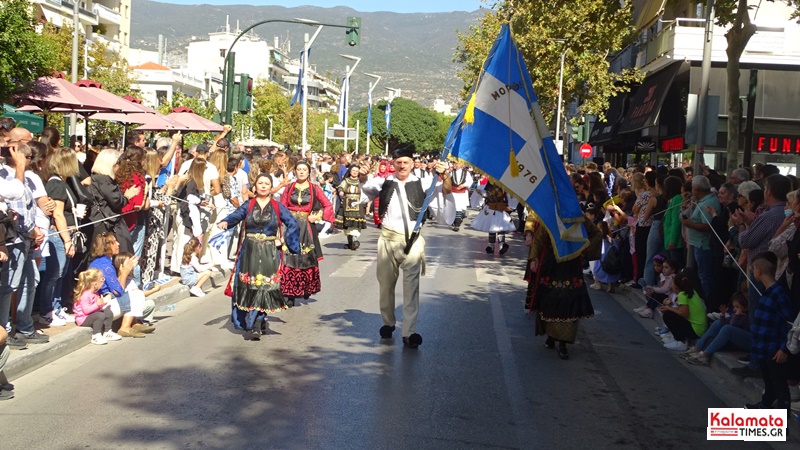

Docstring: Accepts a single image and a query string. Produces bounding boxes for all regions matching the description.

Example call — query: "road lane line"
[328,255,377,278]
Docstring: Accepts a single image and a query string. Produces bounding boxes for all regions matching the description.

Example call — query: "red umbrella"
[17,73,119,113]
[163,107,223,132]
[93,110,189,130]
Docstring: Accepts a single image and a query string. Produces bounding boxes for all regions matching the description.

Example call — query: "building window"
[156,90,168,105]
[220,49,226,58]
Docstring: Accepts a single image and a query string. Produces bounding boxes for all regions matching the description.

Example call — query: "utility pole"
[70,0,80,138]
[694,0,715,176]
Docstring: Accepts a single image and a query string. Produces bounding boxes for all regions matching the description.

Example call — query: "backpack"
[601,241,622,275]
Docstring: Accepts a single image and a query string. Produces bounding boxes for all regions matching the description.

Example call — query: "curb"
[5,269,230,382]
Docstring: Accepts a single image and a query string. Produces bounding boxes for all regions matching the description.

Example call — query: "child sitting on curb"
[684,292,750,365]
[636,255,676,318]
[74,268,122,345]
[181,237,215,297]
[659,271,707,352]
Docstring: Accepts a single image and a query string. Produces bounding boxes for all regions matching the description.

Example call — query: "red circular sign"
[579,143,593,158]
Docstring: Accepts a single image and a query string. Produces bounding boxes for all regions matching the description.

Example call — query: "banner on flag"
[290,49,309,107]
[446,23,587,261]
[385,100,392,135]
[367,90,373,135]
[337,76,349,126]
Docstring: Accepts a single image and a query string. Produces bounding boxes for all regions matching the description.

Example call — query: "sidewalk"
[4,270,229,381]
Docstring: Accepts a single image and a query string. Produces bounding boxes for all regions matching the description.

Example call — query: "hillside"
[130,0,484,108]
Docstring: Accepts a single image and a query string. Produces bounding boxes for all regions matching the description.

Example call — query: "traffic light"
[346,17,361,46]
[569,116,591,142]
[237,74,253,114]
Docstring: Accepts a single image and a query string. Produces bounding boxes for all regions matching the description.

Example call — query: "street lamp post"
[553,39,568,162]
[364,72,381,155]
[267,114,274,142]
[301,24,324,158]
[339,54,361,154]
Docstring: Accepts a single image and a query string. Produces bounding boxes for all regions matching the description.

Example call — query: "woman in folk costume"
[524,213,601,360]
[372,160,391,227]
[336,164,367,250]
[448,162,473,231]
[279,160,335,306]
[471,181,515,255]
[218,173,301,340]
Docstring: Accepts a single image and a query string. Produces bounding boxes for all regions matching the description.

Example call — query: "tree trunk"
[724,0,757,175]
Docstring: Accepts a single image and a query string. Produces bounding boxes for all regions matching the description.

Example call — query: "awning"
[588,93,627,145]
[618,61,683,135]
[632,0,667,32]
[2,104,44,134]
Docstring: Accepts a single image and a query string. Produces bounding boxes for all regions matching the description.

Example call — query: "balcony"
[93,34,121,55]
[635,17,800,73]
[93,3,120,25]
[43,0,98,25]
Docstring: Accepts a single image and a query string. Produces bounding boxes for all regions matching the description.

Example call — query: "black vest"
[379,179,426,222]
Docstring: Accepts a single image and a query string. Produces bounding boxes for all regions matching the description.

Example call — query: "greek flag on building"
[446,23,587,261]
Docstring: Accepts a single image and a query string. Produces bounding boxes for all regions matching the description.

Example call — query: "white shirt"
[361,174,441,233]
[0,166,24,201]
[25,171,50,230]
[179,159,219,194]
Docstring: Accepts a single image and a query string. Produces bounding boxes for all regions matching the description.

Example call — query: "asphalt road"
[0,218,779,449]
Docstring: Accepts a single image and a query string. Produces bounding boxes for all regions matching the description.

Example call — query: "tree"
[350,98,445,154]
[454,0,640,126]
[251,79,290,140]
[0,0,59,102]
[710,0,800,174]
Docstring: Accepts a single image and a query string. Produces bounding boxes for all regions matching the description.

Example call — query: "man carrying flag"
[447,23,600,360]
[358,149,450,349]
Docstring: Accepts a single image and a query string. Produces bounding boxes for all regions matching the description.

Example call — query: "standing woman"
[631,172,652,285]
[336,164,367,250]
[524,213,601,360]
[117,146,147,282]
[641,174,668,286]
[279,160,335,305]
[140,147,178,284]
[89,149,139,254]
[37,149,83,325]
[218,173,300,340]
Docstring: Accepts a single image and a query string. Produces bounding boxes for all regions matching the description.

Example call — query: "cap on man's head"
[195,143,210,155]
[737,180,761,198]
[392,148,414,160]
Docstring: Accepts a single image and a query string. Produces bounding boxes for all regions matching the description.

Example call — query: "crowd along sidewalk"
[5,270,230,381]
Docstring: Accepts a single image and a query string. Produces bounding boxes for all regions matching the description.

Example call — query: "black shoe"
[346,235,353,249]
[250,328,261,341]
[303,294,310,300]
[379,325,395,339]
[403,333,422,349]
[6,335,28,350]
[499,243,509,255]
[18,331,50,344]
[285,297,295,308]
[738,355,750,365]
[0,389,14,401]
[558,343,569,360]
[485,245,494,254]
[351,240,360,250]
[731,366,762,378]
[453,226,460,232]
[545,337,555,349]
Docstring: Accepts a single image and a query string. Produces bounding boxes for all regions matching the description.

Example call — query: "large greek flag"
[447,24,587,261]
[385,99,392,135]
[290,49,308,107]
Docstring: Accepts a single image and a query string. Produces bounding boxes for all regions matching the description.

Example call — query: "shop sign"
[661,136,685,152]
[755,135,800,154]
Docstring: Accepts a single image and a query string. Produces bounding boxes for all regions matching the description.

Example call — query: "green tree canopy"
[454,0,640,125]
[350,98,446,154]
[0,0,59,103]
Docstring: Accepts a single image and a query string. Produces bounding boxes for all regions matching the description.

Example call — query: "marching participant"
[471,181,515,255]
[359,149,450,349]
[448,162,473,231]
[335,164,367,250]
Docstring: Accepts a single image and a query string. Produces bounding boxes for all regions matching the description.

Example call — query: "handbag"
[52,176,88,253]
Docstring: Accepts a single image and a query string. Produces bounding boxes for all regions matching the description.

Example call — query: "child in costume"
[471,181,516,255]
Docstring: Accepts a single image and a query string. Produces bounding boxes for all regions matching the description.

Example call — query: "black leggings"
[635,225,650,281]
[81,308,113,334]
[662,310,699,342]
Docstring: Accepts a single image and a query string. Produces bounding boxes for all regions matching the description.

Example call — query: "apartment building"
[33,0,131,58]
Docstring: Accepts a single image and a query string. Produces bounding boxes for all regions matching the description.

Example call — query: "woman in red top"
[116,146,147,282]
[279,161,334,305]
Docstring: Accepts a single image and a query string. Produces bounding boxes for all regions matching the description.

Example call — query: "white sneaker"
[589,282,602,290]
[39,311,67,327]
[791,385,800,403]
[56,307,75,323]
[707,312,721,321]
[91,333,108,345]
[103,331,122,341]
[660,334,676,343]
[664,340,688,351]
[582,268,592,276]
[190,286,206,297]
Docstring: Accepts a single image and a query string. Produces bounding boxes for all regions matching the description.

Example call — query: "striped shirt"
[739,201,786,264]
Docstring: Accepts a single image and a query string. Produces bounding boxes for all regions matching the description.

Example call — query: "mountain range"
[130,0,484,109]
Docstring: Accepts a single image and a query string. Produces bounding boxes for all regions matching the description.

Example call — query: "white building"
[433,97,454,116]
[128,61,221,110]
[32,0,131,58]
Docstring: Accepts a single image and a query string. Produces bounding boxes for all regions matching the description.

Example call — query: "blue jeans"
[0,242,30,333]
[692,246,713,301]
[34,234,69,317]
[131,223,146,286]
[644,220,664,286]
[15,250,40,334]
[703,324,751,355]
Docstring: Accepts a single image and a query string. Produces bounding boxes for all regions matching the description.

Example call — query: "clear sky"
[154,0,486,13]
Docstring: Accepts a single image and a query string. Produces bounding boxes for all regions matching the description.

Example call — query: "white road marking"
[422,256,441,278]
[476,259,510,283]
[328,255,377,278]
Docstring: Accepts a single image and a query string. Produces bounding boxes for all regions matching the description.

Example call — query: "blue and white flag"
[290,49,309,107]
[447,23,587,261]
[337,76,349,126]
[385,99,392,135]
[208,228,234,251]
[367,90,373,135]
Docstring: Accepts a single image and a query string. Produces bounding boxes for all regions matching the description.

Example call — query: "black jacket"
[88,174,128,226]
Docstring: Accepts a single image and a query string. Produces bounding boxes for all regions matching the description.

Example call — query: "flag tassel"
[463,94,476,124]
[509,149,519,177]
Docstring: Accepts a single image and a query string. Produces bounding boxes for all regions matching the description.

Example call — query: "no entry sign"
[579,143,592,158]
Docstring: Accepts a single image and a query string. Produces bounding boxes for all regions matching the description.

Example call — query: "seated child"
[113,253,156,334]
[181,237,215,297]
[636,256,677,318]
[74,268,122,345]
[685,293,750,365]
